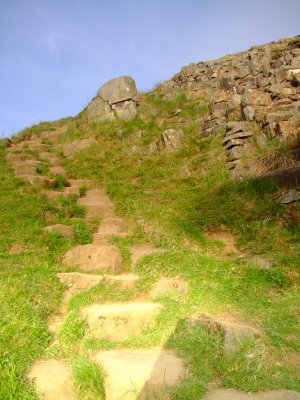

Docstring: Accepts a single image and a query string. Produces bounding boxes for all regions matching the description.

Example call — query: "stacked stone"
[161,36,300,175]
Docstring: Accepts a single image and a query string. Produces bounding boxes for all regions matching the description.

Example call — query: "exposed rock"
[41,190,63,201]
[57,272,103,297]
[202,389,300,400]
[129,246,166,267]
[27,360,75,400]
[63,244,122,273]
[186,315,261,356]
[86,96,115,122]
[162,129,184,152]
[97,217,128,236]
[13,160,40,176]
[93,348,187,400]
[81,302,162,341]
[98,76,138,104]
[103,273,140,289]
[241,90,272,107]
[22,175,55,186]
[277,189,300,204]
[62,137,97,157]
[111,100,138,121]
[49,166,67,177]
[44,224,74,239]
[150,277,188,297]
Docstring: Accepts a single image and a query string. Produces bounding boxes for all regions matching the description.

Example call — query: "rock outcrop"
[86,76,139,122]
[160,36,300,177]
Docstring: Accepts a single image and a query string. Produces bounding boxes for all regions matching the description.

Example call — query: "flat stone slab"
[68,179,94,188]
[41,190,63,201]
[77,197,115,219]
[103,273,139,289]
[97,217,127,235]
[202,389,300,400]
[49,166,67,177]
[129,246,166,267]
[21,175,54,186]
[63,244,122,273]
[57,272,103,297]
[13,160,40,175]
[27,360,75,400]
[81,302,162,341]
[44,224,74,239]
[150,277,188,298]
[63,186,80,196]
[93,348,187,400]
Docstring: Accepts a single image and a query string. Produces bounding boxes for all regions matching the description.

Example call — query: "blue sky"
[0,0,299,137]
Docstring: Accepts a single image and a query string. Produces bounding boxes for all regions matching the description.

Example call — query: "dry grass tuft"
[253,149,298,176]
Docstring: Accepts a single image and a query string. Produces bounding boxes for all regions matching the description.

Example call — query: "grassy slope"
[1,91,300,398]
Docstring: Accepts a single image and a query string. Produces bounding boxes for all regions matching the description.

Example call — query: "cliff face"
[160,36,300,177]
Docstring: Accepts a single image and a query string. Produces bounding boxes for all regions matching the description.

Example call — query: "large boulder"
[86,96,115,121]
[98,76,138,104]
[86,76,139,122]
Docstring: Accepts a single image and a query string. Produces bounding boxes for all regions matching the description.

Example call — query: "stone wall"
[160,36,300,177]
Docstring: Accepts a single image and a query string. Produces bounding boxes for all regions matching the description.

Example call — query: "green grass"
[2,88,300,399]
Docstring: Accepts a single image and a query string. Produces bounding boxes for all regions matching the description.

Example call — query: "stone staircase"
[6,127,300,400]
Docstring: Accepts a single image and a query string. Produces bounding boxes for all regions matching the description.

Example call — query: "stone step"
[93,348,187,400]
[202,389,300,400]
[57,272,103,297]
[21,175,54,186]
[81,302,162,342]
[27,360,75,400]
[68,178,94,188]
[39,152,61,165]
[92,233,109,245]
[40,130,64,144]
[103,273,139,289]
[97,217,128,235]
[129,246,166,267]
[77,197,115,219]
[44,224,74,239]
[49,166,67,177]
[13,160,40,175]
[41,190,64,201]
[185,315,261,357]
[63,244,122,273]
[63,186,80,196]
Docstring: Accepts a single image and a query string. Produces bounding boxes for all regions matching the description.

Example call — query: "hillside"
[1,36,300,400]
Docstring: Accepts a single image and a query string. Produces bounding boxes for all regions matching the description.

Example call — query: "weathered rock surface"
[63,244,122,273]
[81,302,162,341]
[202,389,300,400]
[130,246,166,267]
[13,160,40,176]
[27,360,75,400]
[86,96,115,121]
[57,272,103,296]
[93,348,187,400]
[86,76,139,122]
[97,217,127,236]
[162,129,184,152]
[150,277,188,297]
[160,36,300,177]
[98,76,138,104]
[277,189,300,204]
[186,315,261,356]
[44,224,74,239]
[103,273,140,289]
[49,166,67,177]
